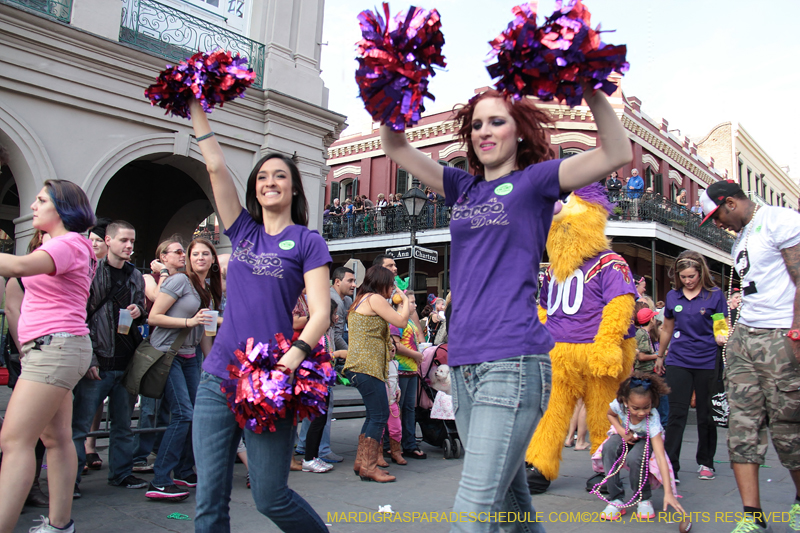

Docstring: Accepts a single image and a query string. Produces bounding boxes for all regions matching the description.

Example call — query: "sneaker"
[600,500,626,521]
[636,500,655,519]
[675,476,680,485]
[320,451,344,463]
[174,474,197,488]
[73,484,81,500]
[29,516,75,533]
[789,502,800,531]
[302,458,333,473]
[730,516,773,532]
[113,475,148,489]
[132,461,154,473]
[294,448,305,455]
[698,465,715,480]
[145,482,190,501]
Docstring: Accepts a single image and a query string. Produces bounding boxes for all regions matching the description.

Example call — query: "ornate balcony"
[0,0,72,22]
[120,0,264,89]
[322,192,736,254]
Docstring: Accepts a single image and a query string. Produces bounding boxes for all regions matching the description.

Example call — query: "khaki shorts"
[20,335,93,390]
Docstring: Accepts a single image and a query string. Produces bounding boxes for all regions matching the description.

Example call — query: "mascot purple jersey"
[541,251,637,343]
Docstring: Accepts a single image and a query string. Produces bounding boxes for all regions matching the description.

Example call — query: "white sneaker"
[600,500,626,521]
[302,458,333,473]
[29,516,75,533]
[636,500,655,519]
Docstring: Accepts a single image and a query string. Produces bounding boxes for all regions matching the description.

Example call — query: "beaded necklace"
[591,410,651,508]
[721,204,760,366]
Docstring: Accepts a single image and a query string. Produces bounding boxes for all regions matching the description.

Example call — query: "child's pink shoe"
[600,500,626,521]
[636,500,655,519]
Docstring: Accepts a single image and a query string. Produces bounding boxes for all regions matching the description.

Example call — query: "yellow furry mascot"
[526,183,637,493]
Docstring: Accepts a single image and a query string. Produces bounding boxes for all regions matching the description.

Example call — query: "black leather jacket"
[86,258,146,369]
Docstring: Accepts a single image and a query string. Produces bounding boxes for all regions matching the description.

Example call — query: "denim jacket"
[86,258,146,369]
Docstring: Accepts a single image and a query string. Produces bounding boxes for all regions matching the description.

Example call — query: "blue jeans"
[450,355,551,533]
[346,371,389,441]
[657,394,669,428]
[296,387,333,456]
[133,396,169,463]
[153,355,199,486]
[193,372,327,533]
[72,370,136,485]
[398,375,418,450]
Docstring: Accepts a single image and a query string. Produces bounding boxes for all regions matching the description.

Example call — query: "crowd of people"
[0,86,798,533]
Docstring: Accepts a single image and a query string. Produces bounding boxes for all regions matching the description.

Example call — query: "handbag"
[123,328,192,399]
[709,346,729,428]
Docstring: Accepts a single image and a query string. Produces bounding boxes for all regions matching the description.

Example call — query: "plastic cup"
[118,309,133,335]
[204,310,219,337]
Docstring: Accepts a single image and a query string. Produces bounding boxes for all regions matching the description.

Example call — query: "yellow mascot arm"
[538,305,547,325]
[588,293,636,378]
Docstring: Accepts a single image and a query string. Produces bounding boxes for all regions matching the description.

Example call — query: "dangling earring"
[293,192,298,196]
[517,137,523,143]
[211,263,220,273]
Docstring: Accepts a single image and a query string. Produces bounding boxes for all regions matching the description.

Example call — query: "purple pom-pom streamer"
[355,3,447,131]
[145,50,256,119]
[486,0,629,107]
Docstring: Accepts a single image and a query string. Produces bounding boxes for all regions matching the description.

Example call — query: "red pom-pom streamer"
[355,3,446,131]
[487,0,629,106]
[144,50,256,119]
[221,334,335,434]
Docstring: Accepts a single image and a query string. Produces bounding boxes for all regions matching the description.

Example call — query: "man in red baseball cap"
[700,179,800,532]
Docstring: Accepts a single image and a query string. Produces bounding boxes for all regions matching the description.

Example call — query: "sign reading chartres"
[385,246,438,264]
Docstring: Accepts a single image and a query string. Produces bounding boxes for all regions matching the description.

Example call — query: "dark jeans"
[304,395,331,461]
[398,374,418,451]
[664,365,717,475]
[133,396,169,463]
[346,371,389,441]
[601,433,651,501]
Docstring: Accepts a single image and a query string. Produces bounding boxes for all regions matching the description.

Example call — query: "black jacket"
[86,258,146,369]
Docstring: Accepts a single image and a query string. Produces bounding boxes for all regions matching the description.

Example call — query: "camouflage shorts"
[725,326,800,469]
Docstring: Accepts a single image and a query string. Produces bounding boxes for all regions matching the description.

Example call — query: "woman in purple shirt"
[189,99,332,532]
[655,250,727,484]
[380,88,632,532]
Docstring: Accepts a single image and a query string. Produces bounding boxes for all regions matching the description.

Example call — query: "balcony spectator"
[393,193,403,206]
[376,193,388,210]
[676,189,688,208]
[330,198,343,216]
[362,195,374,209]
[691,200,703,216]
[627,168,644,199]
[353,196,364,215]
[606,171,623,198]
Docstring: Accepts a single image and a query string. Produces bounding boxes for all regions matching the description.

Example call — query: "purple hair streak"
[573,182,614,215]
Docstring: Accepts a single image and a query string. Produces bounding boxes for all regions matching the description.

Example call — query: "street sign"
[413,246,438,263]
[343,258,365,286]
[385,246,412,260]
[385,245,438,263]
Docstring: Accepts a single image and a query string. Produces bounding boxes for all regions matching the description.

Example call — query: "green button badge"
[494,183,514,196]
[674,305,683,312]
[279,240,296,250]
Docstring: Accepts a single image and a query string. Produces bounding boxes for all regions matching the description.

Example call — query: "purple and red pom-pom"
[144,50,256,119]
[221,334,335,434]
[487,0,629,106]
[355,3,446,131]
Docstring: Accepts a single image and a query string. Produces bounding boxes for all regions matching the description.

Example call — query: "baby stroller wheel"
[443,439,453,459]
[453,438,462,459]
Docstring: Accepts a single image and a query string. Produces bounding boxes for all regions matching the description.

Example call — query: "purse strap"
[166,327,193,355]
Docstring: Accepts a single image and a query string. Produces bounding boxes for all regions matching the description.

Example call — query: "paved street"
[3,386,798,532]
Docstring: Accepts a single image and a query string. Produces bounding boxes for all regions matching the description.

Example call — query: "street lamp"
[401,187,429,294]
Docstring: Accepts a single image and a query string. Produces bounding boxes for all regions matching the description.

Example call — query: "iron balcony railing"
[0,0,71,22]
[323,192,736,254]
[120,0,265,89]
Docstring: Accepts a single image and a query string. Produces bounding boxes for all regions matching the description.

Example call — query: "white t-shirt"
[732,206,800,328]
[610,399,662,438]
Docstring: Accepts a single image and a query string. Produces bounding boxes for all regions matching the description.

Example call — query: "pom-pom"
[145,50,256,119]
[221,334,335,434]
[355,3,447,130]
[486,0,629,106]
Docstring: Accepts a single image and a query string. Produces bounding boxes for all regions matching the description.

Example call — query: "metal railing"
[120,0,265,89]
[0,0,71,22]
[323,192,736,253]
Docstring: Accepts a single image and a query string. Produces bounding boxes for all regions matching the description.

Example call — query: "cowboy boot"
[390,439,407,465]
[353,434,366,475]
[358,437,395,483]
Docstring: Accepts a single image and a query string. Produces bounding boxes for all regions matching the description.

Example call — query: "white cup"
[118,309,133,335]
[204,310,219,337]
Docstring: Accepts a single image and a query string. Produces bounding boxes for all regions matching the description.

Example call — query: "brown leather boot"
[353,434,366,475]
[376,445,389,468]
[25,480,49,508]
[359,437,395,483]
[389,439,407,465]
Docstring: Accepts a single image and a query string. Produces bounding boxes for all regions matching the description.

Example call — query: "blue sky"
[319,0,800,180]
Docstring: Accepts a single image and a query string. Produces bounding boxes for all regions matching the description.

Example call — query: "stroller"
[416,344,461,459]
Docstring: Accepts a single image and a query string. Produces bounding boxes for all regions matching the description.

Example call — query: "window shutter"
[397,168,408,194]
[330,182,340,204]
[654,174,663,196]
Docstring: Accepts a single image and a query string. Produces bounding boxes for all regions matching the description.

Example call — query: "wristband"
[196,132,215,142]
[292,340,313,357]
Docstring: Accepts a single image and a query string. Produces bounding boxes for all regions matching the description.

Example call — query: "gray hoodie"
[329,286,352,351]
